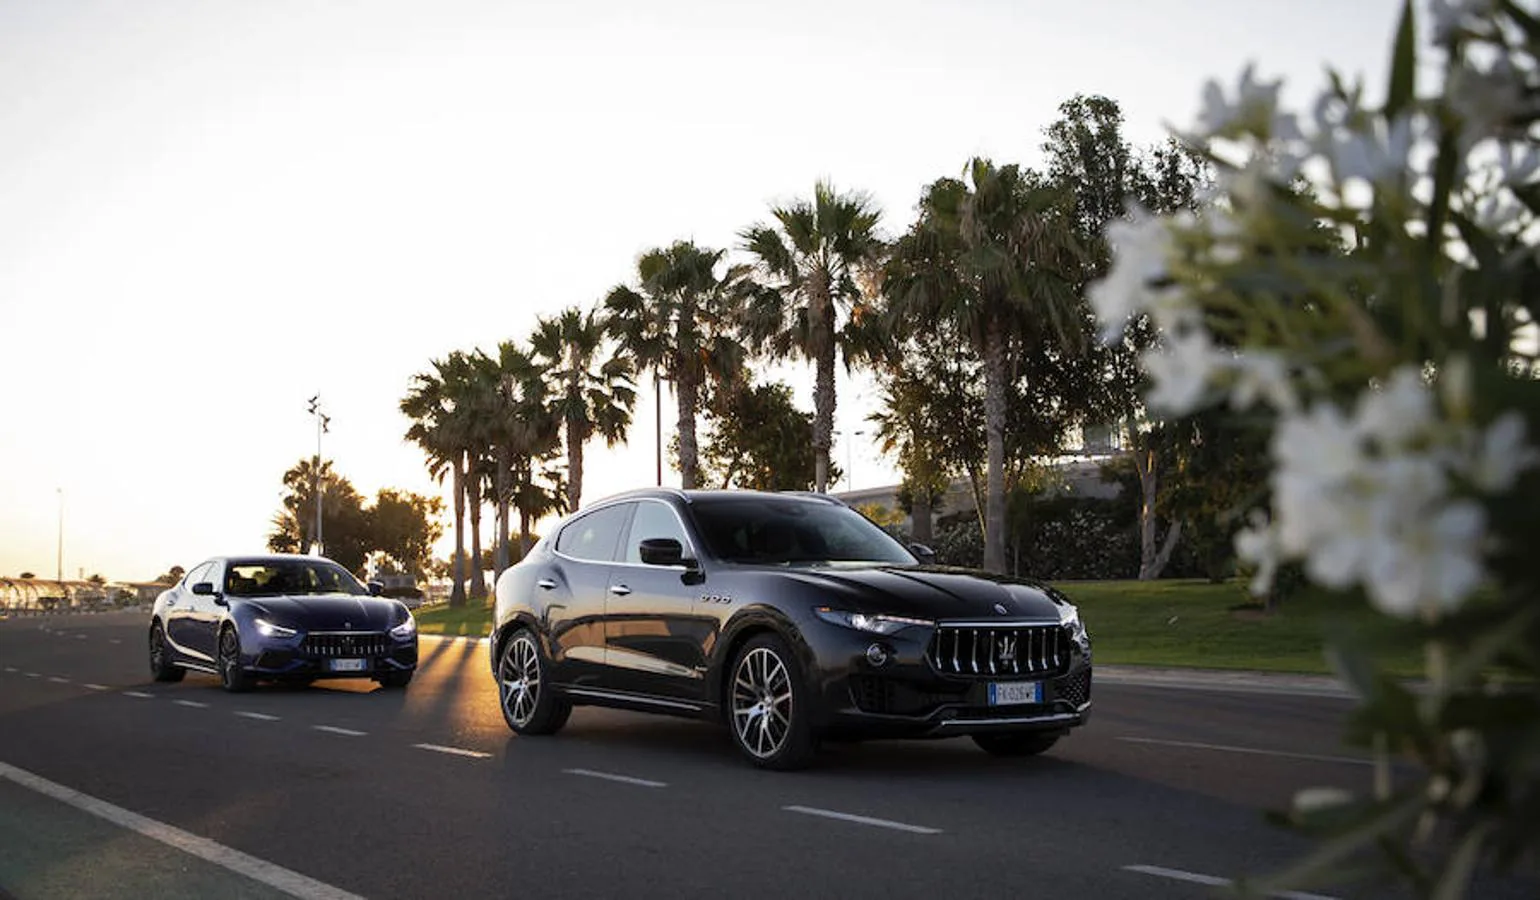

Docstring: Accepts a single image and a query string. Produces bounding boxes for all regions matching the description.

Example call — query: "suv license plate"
[987,681,1042,706]
[327,658,368,673]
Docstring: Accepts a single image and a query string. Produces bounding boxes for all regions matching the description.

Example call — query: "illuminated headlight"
[254,618,298,639]
[1058,603,1088,639]
[814,607,933,636]
[390,616,417,640]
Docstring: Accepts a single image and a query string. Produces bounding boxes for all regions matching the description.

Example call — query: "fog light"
[865,643,890,667]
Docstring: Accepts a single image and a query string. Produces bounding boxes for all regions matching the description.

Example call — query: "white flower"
[1142,328,1225,416]
[1497,143,1540,187]
[1229,350,1299,413]
[1448,58,1531,141]
[1234,512,1281,595]
[1324,115,1416,187]
[1362,501,1487,617]
[1194,64,1290,140]
[1355,366,1435,447]
[1089,210,1182,342]
[1430,0,1500,45]
[1468,412,1538,492]
[1274,403,1363,484]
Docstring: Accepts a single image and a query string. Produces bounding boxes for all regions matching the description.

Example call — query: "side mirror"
[191,582,215,596]
[367,581,384,597]
[638,538,684,567]
[908,543,937,565]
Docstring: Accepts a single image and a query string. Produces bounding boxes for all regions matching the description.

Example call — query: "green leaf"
[1384,0,1417,120]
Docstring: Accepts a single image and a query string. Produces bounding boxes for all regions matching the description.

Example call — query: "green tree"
[529,306,637,513]
[885,160,1086,573]
[605,240,748,488]
[367,488,445,578]
[268,457,371,572]
[475,342,564,573]
[698,379,824,491]
[740,181,884,494]
[400,352,479,607]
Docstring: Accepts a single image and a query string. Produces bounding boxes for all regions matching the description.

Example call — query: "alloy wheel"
[149,627,165,670]
[499,634,542,728]
[219,631,239,687]
[731,646,793,759]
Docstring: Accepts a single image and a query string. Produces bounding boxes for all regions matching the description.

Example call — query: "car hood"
[239,594,402,632]
[777,566,1068,621]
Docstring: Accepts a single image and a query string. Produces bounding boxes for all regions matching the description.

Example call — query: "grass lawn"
[413,579,1424,677]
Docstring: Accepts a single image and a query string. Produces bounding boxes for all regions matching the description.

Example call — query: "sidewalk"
[1096,664,1356,698]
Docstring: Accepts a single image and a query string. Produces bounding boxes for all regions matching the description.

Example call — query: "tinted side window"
[555,504,633,562]
[184,562,214,588]
[623,500,691,564]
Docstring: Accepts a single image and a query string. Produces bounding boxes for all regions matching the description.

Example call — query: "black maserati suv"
[489,489,1091,769]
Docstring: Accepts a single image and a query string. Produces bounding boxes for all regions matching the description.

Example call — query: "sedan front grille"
[301,632,389,658]
[926,624,1069,678]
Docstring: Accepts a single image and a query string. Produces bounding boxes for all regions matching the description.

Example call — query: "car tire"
[148,622,185,683]
[727,633,817,771]
[496,628,570,735]
[971,732,1060,757]
[217,626,254,693]
[378,670,413,689]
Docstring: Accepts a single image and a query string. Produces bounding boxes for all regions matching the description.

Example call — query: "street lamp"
[307,395,330,555]
[835,430,865,494]
[55,488,63,584]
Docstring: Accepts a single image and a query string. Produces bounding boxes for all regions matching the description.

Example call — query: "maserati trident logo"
[993,602,1009,615]
[998,634,1017,664]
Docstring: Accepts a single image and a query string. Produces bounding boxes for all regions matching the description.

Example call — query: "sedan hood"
[240,594,402,632]
[780,566,1067,621]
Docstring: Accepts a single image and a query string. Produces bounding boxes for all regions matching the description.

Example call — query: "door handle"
[609,584,632,596]
[536,579,557,590]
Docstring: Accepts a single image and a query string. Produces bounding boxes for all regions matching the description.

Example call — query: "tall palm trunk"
[449,457,467,608]
[982,315,1009,574]
[493,447,511,579]
[467,470,486,599]
[675,366,699,489]
[565,359,584,512]
[912,475,935,545]
[810,274,835,493]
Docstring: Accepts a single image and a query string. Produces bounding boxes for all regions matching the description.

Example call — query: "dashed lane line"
[235,711,281,722]
[173,700,210,709]
[782,805,943,835]
[413,743,493,760]
[25,672,40,678]
[3,666,15,673]
[1118,736,1372,767]
[48,677,70,684]
[123,691,155,699]
[312,725,367,737]
[1123,864,1339,900]
[0,760,367,900]
[83,684,108,691]
[562,768,667,788]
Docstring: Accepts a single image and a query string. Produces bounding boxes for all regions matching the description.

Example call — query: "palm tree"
[400,352,479,607]
[604,241,748,489]
[474,342,563,576]
[885,159,1085,573]
[529,306,637,513]
[739,181,884,494]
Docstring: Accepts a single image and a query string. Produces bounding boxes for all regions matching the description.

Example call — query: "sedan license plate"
[327,658,368,673]
[987,681,1042,706]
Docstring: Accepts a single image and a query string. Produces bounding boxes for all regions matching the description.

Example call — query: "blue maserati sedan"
[149,554,419,691]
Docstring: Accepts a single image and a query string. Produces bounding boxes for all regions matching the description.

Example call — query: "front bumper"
[243,632,418,679]
[803,620,1092,740]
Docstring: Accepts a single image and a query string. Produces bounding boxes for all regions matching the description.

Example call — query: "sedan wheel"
[729,635,815,770]
[496,629,569,735]
[217,627,253,693]
[148,623,185,683]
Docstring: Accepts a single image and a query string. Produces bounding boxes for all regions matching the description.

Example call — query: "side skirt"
[561,686,716,722]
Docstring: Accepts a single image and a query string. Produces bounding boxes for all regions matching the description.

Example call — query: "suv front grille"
[301,632,389,658]
[926,624,1068,678]
[1054,668,1092,706]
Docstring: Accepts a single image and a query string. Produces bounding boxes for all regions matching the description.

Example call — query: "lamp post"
[307,396,330,555]
[835,430,865,494]
[55,488,63,584]
[654,372,662,487]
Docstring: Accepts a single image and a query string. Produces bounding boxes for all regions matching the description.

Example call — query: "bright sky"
[0,0,1406,582]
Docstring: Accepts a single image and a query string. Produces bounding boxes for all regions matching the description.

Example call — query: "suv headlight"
[254,618,298,639]
[1058,603,1088,639]
[814,607,933,636]
[390,616,417,640]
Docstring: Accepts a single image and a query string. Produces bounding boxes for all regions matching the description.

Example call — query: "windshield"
[224,560,367,597]
[687,496,917,566]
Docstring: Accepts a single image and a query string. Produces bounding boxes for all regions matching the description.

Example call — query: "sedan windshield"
[224,560,367,597]
[687,496,916,566]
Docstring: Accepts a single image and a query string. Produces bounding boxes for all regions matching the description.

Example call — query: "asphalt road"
[0,611,1530,900]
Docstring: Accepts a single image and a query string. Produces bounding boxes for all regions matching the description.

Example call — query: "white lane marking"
[123,691,155,699]
[562,768,667,788]
[312,725,366,737]
[48,677,70,683]
[0,760,367,900]
[782,805,942,835]
[3,666,15,673]
[1118,736,1371,767]
[235,711,281,722]
[84,684,109,691]
[109,638,122,644]
[1123,864,1339,900]
[25,672,41,678]
[173,700,209,709]
[413,743,493,760]
[75,634,87,640]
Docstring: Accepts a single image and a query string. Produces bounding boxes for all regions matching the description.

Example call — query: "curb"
[1097,665,1355,698]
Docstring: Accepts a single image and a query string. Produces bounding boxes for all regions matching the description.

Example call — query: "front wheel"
[148,623,185,683]
[972,732,1060,757]
[378,670,413,689]
[217,627,253,693]
[728,634,816,770]
[496,628,570,735]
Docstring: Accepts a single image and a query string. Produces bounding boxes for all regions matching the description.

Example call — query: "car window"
[623,500,691,564]
[687,497,916,566]
[183,562,214,589]
[555,504,632,562]
[224,560,367,596]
